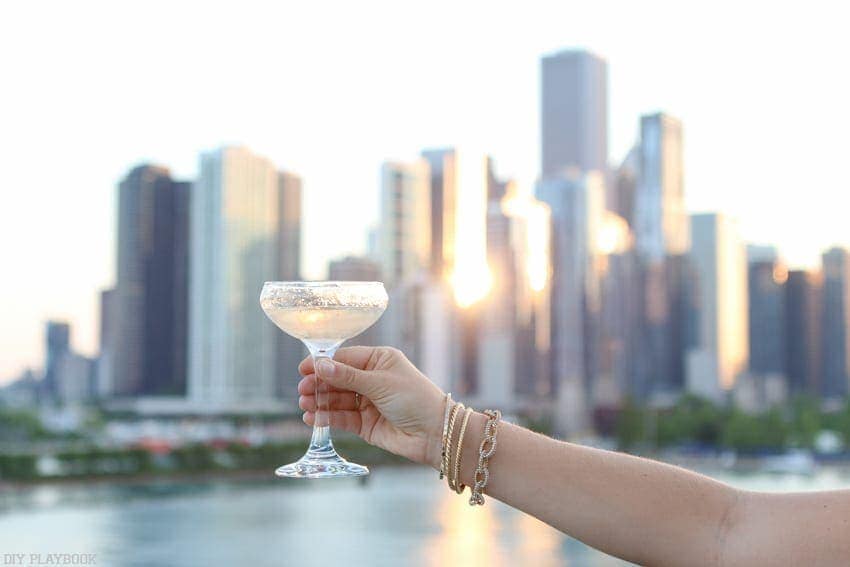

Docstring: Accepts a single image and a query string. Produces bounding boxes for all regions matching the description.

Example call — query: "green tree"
[789,396,821,448]
[616,399,647,451]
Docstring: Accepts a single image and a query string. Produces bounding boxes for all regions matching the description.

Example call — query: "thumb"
[315,358,377,396]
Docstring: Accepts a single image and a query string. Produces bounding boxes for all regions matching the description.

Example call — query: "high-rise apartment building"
[821,247,850,399]
[112,165,189,397]
[686,213,749,401]
[540,49,608,177]
[189,147,297,409]
[379,159,431,286]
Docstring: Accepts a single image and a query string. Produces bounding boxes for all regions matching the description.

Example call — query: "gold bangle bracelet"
[444,402,463,490]
[452,406,474,494]
[439,393,453,480]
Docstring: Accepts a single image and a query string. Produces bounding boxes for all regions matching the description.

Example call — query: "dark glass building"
[43,320,71,399]
[748,260,786,376]
[113,165,189,396]
[821,248,850,399]
[784,270,823,395]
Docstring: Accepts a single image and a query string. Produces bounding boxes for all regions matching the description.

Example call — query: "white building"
[687,213,749,401]
[189,147,283,409]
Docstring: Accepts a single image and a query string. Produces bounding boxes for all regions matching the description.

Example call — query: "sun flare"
[451,265,493,308]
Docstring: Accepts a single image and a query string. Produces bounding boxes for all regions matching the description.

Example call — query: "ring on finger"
[354,392,362,410]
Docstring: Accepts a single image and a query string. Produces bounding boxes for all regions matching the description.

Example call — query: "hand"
[297,346,446,468]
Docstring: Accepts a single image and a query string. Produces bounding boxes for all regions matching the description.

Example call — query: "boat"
[760,449,816,475]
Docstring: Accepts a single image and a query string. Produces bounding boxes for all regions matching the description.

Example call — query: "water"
[1,465,849,566]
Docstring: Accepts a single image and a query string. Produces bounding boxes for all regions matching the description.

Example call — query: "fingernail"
[317,359,335,377]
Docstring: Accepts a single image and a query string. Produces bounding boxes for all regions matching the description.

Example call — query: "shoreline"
[6,453,850,492]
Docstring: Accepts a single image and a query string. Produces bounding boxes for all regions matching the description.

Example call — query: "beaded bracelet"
[469,409,501,506]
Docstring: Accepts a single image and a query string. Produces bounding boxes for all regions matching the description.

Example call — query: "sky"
[1,1,848,381]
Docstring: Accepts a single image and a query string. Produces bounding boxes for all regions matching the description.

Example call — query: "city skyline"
[2,2,850,379]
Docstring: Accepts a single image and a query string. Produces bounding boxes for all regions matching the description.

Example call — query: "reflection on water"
[1,465,849,566]
[423,490,503,565]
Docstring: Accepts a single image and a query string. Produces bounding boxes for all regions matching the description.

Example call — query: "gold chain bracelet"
[469,409,501,506]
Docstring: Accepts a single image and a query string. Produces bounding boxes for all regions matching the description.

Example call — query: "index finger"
[297,346,378,376]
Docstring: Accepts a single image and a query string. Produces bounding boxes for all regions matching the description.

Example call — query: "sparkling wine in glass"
[260,281,388,478]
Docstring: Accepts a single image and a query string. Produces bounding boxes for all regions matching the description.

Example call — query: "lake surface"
[2,465,850,566]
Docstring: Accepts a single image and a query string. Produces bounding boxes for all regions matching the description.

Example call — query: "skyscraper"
[189,147,290,409]
[748,252,786,377]
[785,270,823,395]
[686,213,749,401]
[54,352,94,405]
[631,113,690,400]
[821,247,850,399]
[112,165,189,397]
[43,320,70,399]
[540,49,608,177]
[328,255,381,281]
[277,172,302,282]
[476,183,552,408]
[612,145,639,228]
[596,213,639,408]
[96,288,116,398]
[634,113,688,259]
[275,171,304,401]
[327,256,383,349]
[421,148,457,279]
[379,159,431,286]
[537,170,605,434]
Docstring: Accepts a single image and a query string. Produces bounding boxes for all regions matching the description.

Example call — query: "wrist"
[424,394,450,470]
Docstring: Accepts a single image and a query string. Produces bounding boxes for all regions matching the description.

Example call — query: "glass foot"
[275,450,369,479]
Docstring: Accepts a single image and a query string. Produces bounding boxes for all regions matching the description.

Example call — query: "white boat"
[760,450,816,475]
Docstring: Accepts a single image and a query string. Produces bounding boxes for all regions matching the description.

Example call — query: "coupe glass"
[260,281,388,478]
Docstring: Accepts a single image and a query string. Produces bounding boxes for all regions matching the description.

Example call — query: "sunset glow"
[501,185,551,293]
[451,265,493,308]
[597,212,632,256]
[450,149,491,308]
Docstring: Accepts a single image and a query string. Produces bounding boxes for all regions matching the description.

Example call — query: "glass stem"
[308,345,339,457]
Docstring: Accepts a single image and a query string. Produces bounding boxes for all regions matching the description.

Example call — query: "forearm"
[445,412,740,566]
